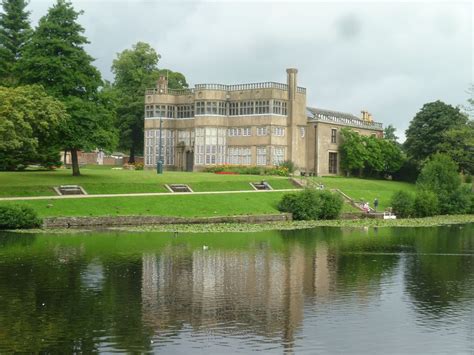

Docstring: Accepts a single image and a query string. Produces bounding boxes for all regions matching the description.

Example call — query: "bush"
[278,160,296,173]
[469,193,474,214]
[413,190,439,217]
[0,205,42,229]
[133,162,144,170]
[278,189,343,220]
[464,174,472,184]
[390,190,414,218]
[440,186,472,215]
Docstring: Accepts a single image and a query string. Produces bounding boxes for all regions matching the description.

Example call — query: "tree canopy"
[111,42,188,162]
[340,128,405,177]
[0,85,67,170]
[0,0,32,85]
[404,100,468,163]
[17,0,116,175]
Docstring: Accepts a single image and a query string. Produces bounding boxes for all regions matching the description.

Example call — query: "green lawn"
[0,166,294,197]
[0,192,288,218]
[309,176,417,211]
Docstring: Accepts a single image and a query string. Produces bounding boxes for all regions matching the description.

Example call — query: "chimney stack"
[157,75,168,94]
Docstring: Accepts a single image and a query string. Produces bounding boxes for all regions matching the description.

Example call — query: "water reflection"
[0,225,472,353]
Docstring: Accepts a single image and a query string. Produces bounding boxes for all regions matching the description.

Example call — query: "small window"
[300,127,305,138]
[331,129,337,143]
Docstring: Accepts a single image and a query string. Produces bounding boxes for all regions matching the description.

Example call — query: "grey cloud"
[27,0,472,141]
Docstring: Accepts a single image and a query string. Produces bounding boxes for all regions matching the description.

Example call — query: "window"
[177,105,194,118]
[219,102,226,115]
[300,127,305,138]
[145,105,154,118]
[229,102,239,116]
[167,105,175,118]
[257,126,268,136]
[239,101,254,115]
[329,152,338,174]
[255,100,270,114]
[273,127,285,137]
[257,147,267,166]
[273,146,285,165]
[196,101,205,115]
[273,100,288,115]
[331,129,337,143]
[228,127,251,137]
[154,129,175,165]
[194,127,226,165]
[206,101,218,115]
[154,105,166,117]
[227,147,251,165]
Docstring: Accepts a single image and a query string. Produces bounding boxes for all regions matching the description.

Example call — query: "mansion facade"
[144,69,383,175]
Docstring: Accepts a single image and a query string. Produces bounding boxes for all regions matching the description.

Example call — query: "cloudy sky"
[29,0,472,140]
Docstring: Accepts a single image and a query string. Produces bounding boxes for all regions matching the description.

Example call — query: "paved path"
[0,189,300,202]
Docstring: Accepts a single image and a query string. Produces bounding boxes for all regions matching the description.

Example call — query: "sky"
[28,0,473,141]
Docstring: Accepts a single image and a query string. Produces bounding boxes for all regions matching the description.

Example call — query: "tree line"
[340,93,473,182]
[0,0,188,175]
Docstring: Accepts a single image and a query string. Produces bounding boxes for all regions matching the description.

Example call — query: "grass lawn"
[0,166,295,197]
[0,192,289,218]
[308,176,417,211]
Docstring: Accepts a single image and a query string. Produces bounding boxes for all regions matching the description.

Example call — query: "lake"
[0,224,473,353]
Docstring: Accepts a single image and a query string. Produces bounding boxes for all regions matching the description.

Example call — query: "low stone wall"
[43,213,292,228]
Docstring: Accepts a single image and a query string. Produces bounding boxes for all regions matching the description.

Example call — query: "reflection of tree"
[403,225,474,318]
[0,232,36,248]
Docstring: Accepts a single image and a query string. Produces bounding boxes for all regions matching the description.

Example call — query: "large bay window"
[194,127,226,165]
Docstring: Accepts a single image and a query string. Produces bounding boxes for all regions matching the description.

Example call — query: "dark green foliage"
[278,189,343,220]
[405,100,468,164]
[383,124,399,142]
[441,186,471,215]
[203,165,289,176]
[437,121,474,174]
[469,193,474,214]
[0,205,41,229]
[390,190,414,218]
[17,0,117,175]
[464,174,472,184]
[413,190,439,217]
[0,0,32,85]
[392,159,420,183]
[340,128,405,177]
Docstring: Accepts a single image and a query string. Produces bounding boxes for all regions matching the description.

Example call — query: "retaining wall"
[43,213,292,228]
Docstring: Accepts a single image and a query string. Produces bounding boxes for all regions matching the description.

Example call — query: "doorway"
[185,151,194,172]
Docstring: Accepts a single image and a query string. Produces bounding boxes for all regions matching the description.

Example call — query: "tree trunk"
[71,148,81,176]
[63,149,68,168]
[128,146,135,164]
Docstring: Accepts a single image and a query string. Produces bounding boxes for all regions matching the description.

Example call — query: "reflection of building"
[140,242,337,348]
[144,68,383,174]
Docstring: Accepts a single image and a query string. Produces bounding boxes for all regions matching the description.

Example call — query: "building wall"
[143,68,383,175]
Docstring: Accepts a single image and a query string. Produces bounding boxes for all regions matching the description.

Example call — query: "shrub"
[390,190,414,218]
[278,189,343,220]
[469,193,474,214]
[0,205,42,229]
[440,186,472,215]
[464,174,472,184]
[279,160,296,173]
[413,190,439,217]
[134,162,144,170]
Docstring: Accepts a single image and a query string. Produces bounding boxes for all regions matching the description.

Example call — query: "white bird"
[202,245,209,250]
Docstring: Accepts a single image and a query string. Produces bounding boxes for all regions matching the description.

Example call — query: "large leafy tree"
[339,128,368,176]
[18,0,116,175]
[112,42,188,163]
[0,85,66,170]
[437,121,474,174]
[383,124,399,143]
[0,0,32,85]
[404,101,468,163]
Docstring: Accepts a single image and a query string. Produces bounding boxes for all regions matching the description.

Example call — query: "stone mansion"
[144,69,383,175]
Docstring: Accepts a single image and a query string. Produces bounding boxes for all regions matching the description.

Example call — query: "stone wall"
[43,213,292,228]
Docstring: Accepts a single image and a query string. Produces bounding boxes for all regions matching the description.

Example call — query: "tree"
[18,0,116,175]
[416,153,470,214]
[0,0,32,85]
[112,42,188,163]
[0,85,67,170]
[339,128,368,176]
[437,121,474,174]
[404,101,468,163]
[383,124,398,143]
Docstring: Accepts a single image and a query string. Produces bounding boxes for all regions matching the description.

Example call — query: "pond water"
[0,224,473,353]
